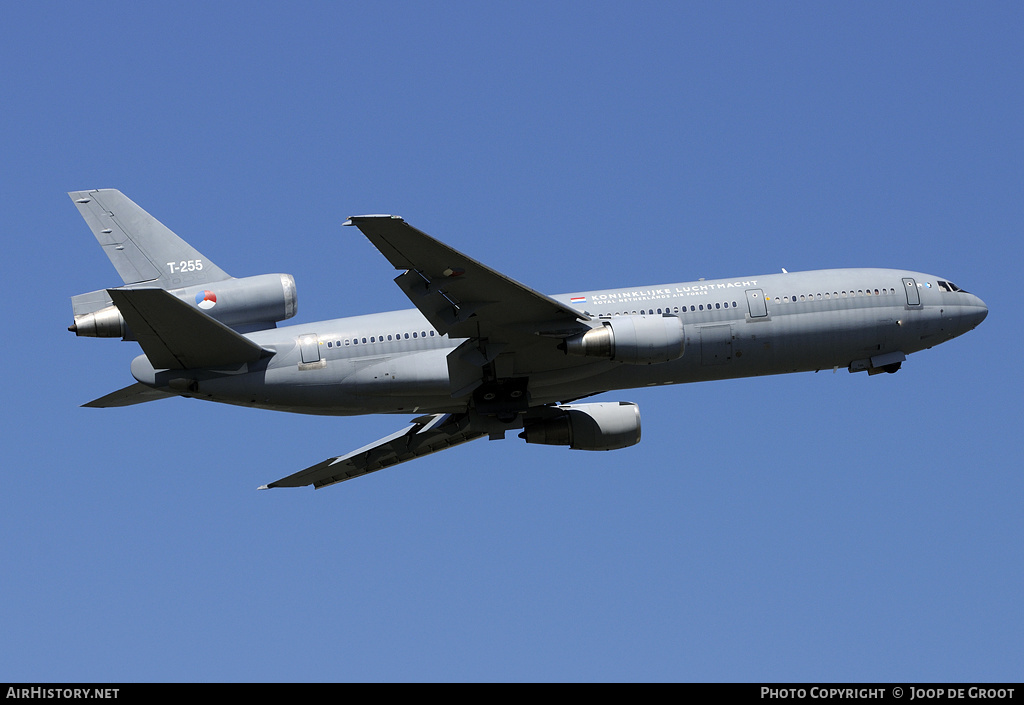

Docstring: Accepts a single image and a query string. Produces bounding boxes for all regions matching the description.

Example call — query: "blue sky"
[2,2,1021,682]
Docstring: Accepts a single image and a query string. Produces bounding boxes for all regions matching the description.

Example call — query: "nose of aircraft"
[964,294,988,330]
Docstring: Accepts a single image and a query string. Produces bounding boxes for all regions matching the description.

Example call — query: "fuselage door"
[903,278,921,306]
[746,289,768,318]
[298,334,321,363]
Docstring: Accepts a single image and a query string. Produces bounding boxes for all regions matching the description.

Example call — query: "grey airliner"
[68,189,988,489]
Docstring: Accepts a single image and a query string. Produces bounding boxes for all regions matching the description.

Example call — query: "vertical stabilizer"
[69,189,230,287]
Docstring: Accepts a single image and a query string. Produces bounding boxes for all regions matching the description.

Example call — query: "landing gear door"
[746,289,768,318]
[903,278,921,307]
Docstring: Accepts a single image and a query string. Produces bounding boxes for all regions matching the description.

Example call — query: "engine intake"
[563,315,685,364]
[520,402,641,451]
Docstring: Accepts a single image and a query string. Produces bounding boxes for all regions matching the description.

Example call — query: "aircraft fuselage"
[129,267,987,416]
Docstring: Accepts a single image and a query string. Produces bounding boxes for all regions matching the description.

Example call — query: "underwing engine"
[520,402,641,451]
[561,315,684,364]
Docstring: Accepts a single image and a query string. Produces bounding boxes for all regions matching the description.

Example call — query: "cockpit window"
[938,280,969,293]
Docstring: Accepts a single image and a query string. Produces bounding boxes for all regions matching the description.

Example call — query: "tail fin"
[69,189,230,287]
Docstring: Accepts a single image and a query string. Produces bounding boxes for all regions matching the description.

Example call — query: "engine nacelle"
[520,402,641,451]
[70,273,298,338]
[562,315,685,364]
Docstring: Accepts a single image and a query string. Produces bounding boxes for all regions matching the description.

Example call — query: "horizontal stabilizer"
[261,413,485,489]
[108,288,272,370]
[83,382,177,408]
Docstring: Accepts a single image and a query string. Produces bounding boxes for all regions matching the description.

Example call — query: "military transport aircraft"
[68,189,988,490]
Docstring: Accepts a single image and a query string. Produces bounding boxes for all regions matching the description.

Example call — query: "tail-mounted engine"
[561,315,685,364]
[520,401,641,451]
[69,273,298,339]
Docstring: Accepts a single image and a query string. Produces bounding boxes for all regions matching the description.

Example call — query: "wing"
[346,215,599,397]
[260,413,485,490]
[346,216,590,339]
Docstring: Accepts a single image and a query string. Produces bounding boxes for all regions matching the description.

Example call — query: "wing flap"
[261,413,485,489]
[108,288,271,370]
